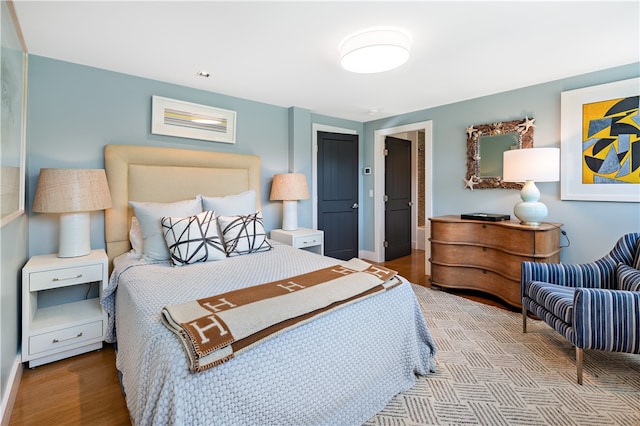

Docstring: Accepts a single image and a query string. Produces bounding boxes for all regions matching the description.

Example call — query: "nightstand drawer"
[29,320,104,355]
[29,264,103,292]
[294,235,322,248]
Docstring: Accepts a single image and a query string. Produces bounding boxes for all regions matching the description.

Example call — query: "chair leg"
[576,347,583,385]
[522,307,527,333]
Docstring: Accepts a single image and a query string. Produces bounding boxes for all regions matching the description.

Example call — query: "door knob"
[351,203,359,209]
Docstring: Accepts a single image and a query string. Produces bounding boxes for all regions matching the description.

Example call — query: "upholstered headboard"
[104,144,261,268]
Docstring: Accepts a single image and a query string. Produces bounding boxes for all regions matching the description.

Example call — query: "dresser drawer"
[431,221,534,253]
[29,264,103,292]
[431,243,530,281]
[28,320,104,355]
[431,265,521,307]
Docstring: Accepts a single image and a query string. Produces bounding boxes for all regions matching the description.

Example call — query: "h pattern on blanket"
[161,258,400,372]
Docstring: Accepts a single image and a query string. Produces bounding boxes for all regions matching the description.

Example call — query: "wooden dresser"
[429,215,562,308]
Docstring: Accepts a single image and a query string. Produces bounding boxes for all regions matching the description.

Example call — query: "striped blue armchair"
[521,232,640,384]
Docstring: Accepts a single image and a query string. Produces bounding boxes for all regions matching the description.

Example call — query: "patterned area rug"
[366,285,640,426]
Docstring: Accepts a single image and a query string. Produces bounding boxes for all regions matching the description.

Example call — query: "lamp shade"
[33,168,112,213]
[33,168,112,257]
[503,148,560,183]
[340,29,410,74]
[270,173,309,201]
[502,148,560,226]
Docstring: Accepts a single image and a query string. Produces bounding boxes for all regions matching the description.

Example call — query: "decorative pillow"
[616,263,640,292]
[129,217,143,254]
[201,190,256,216]
[633,238,640,269]
[161,211,227,266]
[217,211,272,257]
[129,197,203,261]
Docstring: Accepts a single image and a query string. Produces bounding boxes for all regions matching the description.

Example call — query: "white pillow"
[129,197,203,261]
[129,217,143,254]
[217,211,272,257]
[201,190,256,216]
[161,211,227,266]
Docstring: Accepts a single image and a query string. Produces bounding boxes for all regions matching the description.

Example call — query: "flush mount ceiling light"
[340,29,410,74]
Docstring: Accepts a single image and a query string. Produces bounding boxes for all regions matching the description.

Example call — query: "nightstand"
[22,249,108,367]
[270,228,324,255]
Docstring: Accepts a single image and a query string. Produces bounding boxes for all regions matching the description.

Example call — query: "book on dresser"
[429,215,563,308]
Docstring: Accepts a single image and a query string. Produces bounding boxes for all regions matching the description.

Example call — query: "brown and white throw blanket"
[161,258,400,372]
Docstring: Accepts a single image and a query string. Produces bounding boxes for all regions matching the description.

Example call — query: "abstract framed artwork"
[151,96,236,144]
[560,78,639,202]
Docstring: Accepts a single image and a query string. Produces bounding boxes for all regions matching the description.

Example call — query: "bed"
[101,144,437,425]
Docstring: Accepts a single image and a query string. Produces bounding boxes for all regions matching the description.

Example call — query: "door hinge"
[384,194,389,202]
[384,148,389,156]
[384,241,389,248]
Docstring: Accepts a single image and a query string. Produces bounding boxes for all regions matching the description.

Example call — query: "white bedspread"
[102,243,437,426]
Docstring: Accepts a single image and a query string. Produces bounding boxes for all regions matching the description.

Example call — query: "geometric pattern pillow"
[217,211,273,257]
[616,263,640,292]
[161,211,227,266]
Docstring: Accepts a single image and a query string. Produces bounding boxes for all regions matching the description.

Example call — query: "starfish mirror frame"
[465,117,535,190]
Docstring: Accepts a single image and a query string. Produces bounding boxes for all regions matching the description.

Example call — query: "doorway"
[374,121,433,274]
[384,136,412,261]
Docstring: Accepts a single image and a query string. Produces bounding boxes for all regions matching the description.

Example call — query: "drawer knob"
[53,332,83,343]
[52,273,83,282]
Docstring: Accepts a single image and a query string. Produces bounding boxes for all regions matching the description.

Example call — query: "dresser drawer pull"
[52,274,83,282]
[53,332,83,343]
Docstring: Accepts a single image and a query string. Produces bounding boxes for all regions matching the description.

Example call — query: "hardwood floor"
[9,249,513,425]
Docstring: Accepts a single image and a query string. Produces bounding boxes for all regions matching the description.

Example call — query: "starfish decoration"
[464,176,477,190]
[466,125,477,138]
[519,116,536,132]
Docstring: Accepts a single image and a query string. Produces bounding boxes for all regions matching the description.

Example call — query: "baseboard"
[359,250,379,262]
[1,354,23,426]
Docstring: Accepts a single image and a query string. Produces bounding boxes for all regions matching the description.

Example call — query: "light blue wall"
[26,56,362,256]
[363,63,640,264]
[0,214,27,416]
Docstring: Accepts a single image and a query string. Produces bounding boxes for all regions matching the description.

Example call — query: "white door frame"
[374,121,433,274]
[311,124,358,229]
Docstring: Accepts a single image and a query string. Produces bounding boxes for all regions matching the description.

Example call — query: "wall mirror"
[1,1,27,227]
[465,117,534,189]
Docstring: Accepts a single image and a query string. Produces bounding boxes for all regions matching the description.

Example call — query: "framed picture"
[560,78,639,202]
[151,96,236,144]
[1,1,28,227]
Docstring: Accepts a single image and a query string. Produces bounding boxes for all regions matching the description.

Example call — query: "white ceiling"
[12,1,640,122]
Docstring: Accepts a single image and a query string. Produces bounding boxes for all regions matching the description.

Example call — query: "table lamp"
[32,168,112,257]
[502,148,560,226]
[269,173,309,231]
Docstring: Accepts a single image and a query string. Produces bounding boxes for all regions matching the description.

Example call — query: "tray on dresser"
[460,213,510,222]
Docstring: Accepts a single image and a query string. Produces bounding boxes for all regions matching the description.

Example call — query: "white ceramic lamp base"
[58,212,92,257]
[281,200,299,231]
[513,180,548,226]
